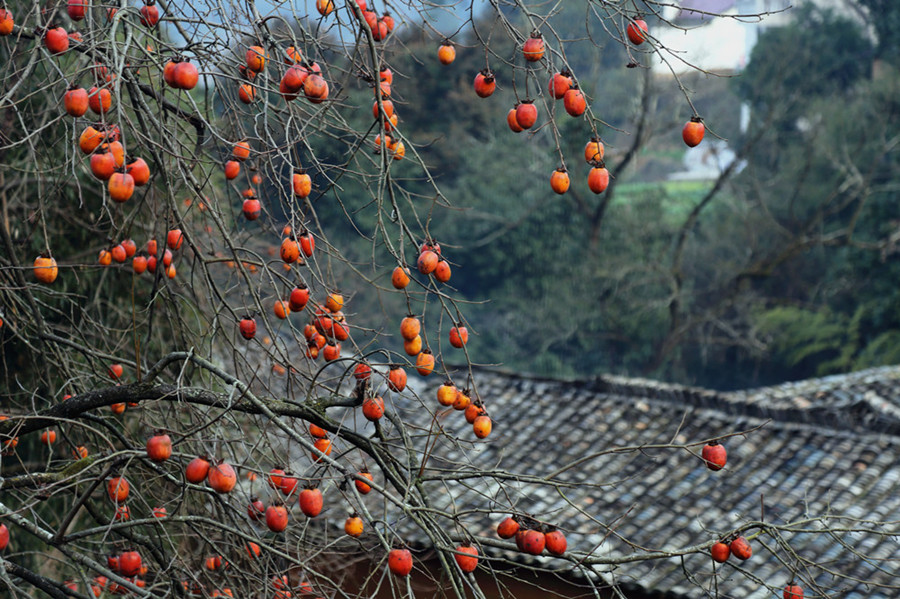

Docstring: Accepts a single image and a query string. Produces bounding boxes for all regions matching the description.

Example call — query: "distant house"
[395,364,900,598]
[652,0,813,76]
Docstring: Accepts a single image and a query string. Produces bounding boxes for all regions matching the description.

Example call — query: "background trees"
[0,0,897,598]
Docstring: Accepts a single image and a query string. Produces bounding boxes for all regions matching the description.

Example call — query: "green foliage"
[858,0,900,66]
[755,306,857,376]
[735,5,873,129]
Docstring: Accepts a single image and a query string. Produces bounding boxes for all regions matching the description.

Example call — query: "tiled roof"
[396,365,900,598]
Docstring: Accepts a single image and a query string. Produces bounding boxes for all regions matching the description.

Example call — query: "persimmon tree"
[0,1,875,598]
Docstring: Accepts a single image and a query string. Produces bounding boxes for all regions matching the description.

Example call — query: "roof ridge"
[463,364,900,437]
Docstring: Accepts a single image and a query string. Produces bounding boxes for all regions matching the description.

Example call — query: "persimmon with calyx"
[391,140,406,160]
[242,196,261,220]
[185,456,210,483]
[146,432,172,462]
[299,487,323,517]
[172,60,199,90]
[167,229,183,251]
[108,363,124,379]
[549,70,573,99]
[417,249,439,274]
[522,30,545,61]
[784,583,804,599]
[98,249,113,266]
[127,158,150,186]
[701,440,727,471]
[88,86,112,115]
[730,536,752,560]
[34,253,58,283]
[79,126,105,154]
[497,516,520,539]
[289,285,310,311]
[273,300,290,320]
[132,254,148,273]
[316,0,334,15]
[585,137,605,163]
[224,160,240,179]
[449,325,468,348]
[119,550,142,577]
[709,541,731,564]
[67,0,86,20]
[91,152,116,181]
[362,395,385,421]
[373,97,394,119]
[44,27,70,54]
[208,461,237,493]
[354,362,372,381]
[0,9,11,35]
[683,117,706,147]
[239,317,256,339]
[564,86,586,116]
[110,244,127,263]
[521,529,545,555]
[303,74,329,103]
[550,167,570,194]
[238,83,256,104]
[139,1,159,26]
[388,549,413,577]
[40,430,56,445]
[454,544,478,573]
[107,141,125,167]
[415,349,435,376]
[544,528,567,556]
[382,12,395,32]
[453,388,471,411]
[280,236,301,263]
[355,469,374,494]
[627,19,649,45]
[438,41,456,65]
[588,164,610,194]
[247,497,265,521]
[434,259,452,282]
[515,101,538,130]
[265,503,288,532]
[465,400,485,424]
[400,315,421,341]
[121,239,136,257]
[107,476,130,503]
[299,231,315,257]
[391,266,410,289]
[267,467,285,490]
[325,291,343,313]
[280,472,299,496]
[345,514,364,537]
[292,170,312,198]
[245,45,267,72]
[312,437,332,462]
[323,342,340,361]
[64,86,89,117]
[387,365,407,392]
[473,414,492,438]
[233,140,251,161]
[437,381,457,406]
[473,69,496,98]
